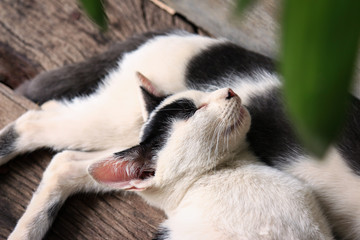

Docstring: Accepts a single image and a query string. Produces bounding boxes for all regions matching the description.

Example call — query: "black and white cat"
[89,86,333,239]
[1,30,359,239]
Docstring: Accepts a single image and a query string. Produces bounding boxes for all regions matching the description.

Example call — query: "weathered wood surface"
[0,0,202,239]
[0,0,200,89]
[160,0,279,57]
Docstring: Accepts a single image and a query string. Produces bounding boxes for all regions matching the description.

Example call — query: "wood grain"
[0,0,199,89]
[161,0,280,57]
[0,0,202,239]
[0,42,39,89]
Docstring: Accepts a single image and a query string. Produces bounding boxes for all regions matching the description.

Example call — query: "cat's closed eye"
[197,103,208,110]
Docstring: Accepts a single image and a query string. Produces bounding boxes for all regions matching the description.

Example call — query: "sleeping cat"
[0,30,359,239]
[89,87,333,239]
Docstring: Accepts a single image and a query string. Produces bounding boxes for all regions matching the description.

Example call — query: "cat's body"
[156,155,331,240]
[0,30,359,239]
[99,88,331,240]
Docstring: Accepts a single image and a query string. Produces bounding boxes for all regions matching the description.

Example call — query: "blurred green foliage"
[237,0,360,157]
[80,0,360,157]
[280,0,360,157]
[79,0,107,30]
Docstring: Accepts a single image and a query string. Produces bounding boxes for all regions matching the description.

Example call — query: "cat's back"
[100,32,221,95]
[169,162,333,240]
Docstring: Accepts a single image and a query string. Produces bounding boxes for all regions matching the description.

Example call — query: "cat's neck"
[139,173,204,212]
[138,149,258,212]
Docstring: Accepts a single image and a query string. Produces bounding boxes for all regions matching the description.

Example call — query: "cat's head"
[88,73,251,191]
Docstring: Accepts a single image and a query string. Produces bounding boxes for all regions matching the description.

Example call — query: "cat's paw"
[0,124,19,165]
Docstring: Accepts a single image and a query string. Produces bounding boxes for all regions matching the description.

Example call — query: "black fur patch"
[245,88,304,166]
[140,86,167,115]
[186,42,275,90]
[47,200,63,221]
[16,31,171,104]
[113,98,197,177]
[0,125,18,157]
[337,96,360,175]
[141,99,197,152]
[153,227,170,240]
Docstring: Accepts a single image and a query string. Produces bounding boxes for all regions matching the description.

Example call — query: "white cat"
[89,87,333,239]
[1,30,359,239]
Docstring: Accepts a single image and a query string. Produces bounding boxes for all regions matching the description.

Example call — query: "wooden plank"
[0,0,199,89]
[160,0,279,57]
[0,42,39,89]
[0,83,38,130]
[0,84,38,112]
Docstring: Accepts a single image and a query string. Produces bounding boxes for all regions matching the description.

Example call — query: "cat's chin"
[225,106,250,136]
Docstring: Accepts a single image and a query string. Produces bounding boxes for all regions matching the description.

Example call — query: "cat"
[88,86,334,239]
[0,30,359,239]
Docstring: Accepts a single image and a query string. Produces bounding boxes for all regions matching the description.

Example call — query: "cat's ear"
[88,145,155,191]
[136,72,166,120]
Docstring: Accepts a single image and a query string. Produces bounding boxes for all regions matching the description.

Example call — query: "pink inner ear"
[136,71,162,97]
[89,158,141,187]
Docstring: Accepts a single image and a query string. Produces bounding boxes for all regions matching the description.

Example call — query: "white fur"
[3,33,221,239]
[135,89,333,239]
[2,33,219,164]
[285,148,360,240]
[0,32,357,239]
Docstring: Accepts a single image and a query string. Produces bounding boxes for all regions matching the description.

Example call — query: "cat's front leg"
[0,97,142,166]
[0,101,65,165]
[0,124,19,165]
[7,150,115,240]
[0,103,65,165]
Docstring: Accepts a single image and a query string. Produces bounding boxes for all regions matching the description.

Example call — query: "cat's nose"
[225,88,236,100]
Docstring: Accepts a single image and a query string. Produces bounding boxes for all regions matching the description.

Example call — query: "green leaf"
[79,0,108,31]
[281,0,360,157]
[235,0,258,14]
